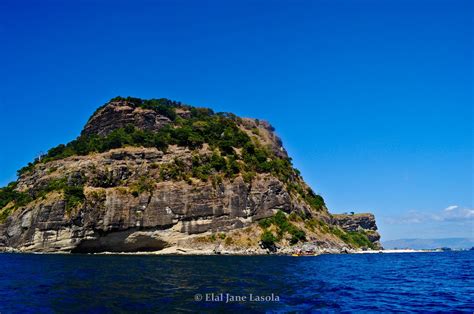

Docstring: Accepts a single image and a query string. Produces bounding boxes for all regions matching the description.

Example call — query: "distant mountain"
[383,238,474,250]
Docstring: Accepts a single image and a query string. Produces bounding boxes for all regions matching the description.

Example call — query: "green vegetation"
[260,230,277,247]
[287,182,325,211]
[109,96,181,120]
[331,227,375,249]
[304,217,375,249]
[130,176,155,197]
[0,182,33,222]
[34,177,85,213]
[0,176,86,219]
[0,182,32,210]
[259,210,306,245]
[0,207,14,223]
[34,177,68,199]
[64,185,85,213]
[288,211,303,222]
[304,218,329,232]
[258,218,272,229]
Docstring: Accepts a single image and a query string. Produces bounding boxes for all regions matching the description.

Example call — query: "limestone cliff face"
[0,99,381,254]
[4,172,292,252]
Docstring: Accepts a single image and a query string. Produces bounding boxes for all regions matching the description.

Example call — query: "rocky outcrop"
[0,99,382,254]
[332,213,378,232]
[239,118,288,159]
[82,101,171,137]
[332,213,382,247]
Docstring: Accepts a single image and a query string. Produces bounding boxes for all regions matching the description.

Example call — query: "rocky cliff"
[333,213,381,247]
[0,97,381,254]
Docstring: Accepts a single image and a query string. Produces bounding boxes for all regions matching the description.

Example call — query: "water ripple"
[0,251,472,312]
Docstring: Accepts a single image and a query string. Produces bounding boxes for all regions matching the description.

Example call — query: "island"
[0,97,381,254]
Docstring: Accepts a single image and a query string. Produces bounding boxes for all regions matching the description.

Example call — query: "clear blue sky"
[0,0,472,240]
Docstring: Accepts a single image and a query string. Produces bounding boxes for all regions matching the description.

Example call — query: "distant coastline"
[383,237,474,250]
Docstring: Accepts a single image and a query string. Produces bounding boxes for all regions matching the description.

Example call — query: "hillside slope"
[0,97,381,254]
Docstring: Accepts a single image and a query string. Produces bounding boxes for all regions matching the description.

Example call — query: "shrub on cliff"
[304,188,325,210]
[258,218,272,229]
[0,182,32,212]
[141,99,178,121]
[346,231,375,249]
[330,226,375,249]
[0,176,86,214]
[0,179,85,221]
[258,211,306,245]
[260,230,277,248]
[289,227,306,245]
[130,177,155,197]
[64,185,85,212]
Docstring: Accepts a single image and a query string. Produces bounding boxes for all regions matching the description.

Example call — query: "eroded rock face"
[332,213,382,247]
[81,101,171,137]
[332,213,378,232]
[70,230,170,253]
[239,118,288,159]
[0,100,382,253]
[1,157,301,252]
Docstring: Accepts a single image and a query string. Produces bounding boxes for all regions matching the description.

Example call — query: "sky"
[0,0,472,241]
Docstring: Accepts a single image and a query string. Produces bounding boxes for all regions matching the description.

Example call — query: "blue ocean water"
[0,251,472,313]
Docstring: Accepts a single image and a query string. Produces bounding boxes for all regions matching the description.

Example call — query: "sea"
[0,251,472,313]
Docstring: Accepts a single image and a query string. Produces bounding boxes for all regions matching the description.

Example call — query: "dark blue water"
[0,251,472,313]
